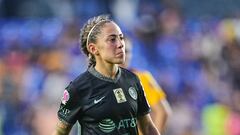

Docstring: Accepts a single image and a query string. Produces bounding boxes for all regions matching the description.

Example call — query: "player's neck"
[95,63,119,79]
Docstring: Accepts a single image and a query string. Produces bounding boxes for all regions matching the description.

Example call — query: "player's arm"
[151,99,171,133]
[52,120,73,135]
[138,114,161,135]
[53,82,80,135]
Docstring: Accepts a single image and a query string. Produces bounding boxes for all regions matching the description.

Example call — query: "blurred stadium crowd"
[0,0,240,135]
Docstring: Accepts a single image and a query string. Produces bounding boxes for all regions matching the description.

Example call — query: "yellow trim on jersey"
[134,70,166,106]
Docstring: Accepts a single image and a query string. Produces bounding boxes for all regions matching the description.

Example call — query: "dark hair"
[79,14,112,68]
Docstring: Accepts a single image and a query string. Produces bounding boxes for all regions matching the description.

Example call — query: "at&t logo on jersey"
[98,119,116,133]
[98,118,137,133]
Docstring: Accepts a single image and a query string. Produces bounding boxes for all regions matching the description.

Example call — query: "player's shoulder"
[73,70,91,84]
[67,70,92,93]
[120,67,139,79]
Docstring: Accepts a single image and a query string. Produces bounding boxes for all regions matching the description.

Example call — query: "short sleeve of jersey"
[135,71,166,106]
[57,82,81,125]
[135,76,151,117]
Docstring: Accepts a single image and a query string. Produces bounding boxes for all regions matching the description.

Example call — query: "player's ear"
[88,43,99,55]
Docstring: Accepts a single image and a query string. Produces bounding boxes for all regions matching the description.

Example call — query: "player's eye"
[110,38,117,42]
[120,36,125,41]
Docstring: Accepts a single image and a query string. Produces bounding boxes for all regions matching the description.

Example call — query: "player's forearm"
[142,123,161,135]
[151,105,168,132]
[52,127,70,135]
[52,121,72,135]
[138,114,161,135]
[151,100,172,133]
[158,100,172,132]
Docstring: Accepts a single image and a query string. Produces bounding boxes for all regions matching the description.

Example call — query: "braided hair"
[79,15,112,68]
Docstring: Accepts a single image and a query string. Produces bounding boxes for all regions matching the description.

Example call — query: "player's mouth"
[116,51,124,57]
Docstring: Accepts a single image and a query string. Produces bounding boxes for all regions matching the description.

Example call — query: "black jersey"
[58,66,151,135]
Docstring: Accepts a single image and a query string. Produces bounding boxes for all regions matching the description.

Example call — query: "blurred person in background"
[219,21,240,135]
[200,20,240,135]
[121,37,171,134]
[0,48,36,135]
[52,14,160,135]
[227,90,240,135]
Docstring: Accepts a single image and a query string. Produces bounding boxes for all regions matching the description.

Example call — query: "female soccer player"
[52,15,160,135]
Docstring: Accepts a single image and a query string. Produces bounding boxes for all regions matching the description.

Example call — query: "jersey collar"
[88,66,121,83]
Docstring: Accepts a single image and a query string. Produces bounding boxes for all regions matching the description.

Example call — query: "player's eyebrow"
[107,33,124,38]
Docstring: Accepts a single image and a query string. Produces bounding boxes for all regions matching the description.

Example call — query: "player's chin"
[114,58,125,64]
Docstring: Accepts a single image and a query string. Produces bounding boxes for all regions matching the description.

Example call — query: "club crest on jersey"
[128,87,137,100]
[61,90,70,105]
[113,88,127,103]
